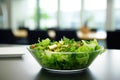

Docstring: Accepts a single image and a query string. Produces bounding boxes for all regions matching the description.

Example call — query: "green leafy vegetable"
[29,37,105,70]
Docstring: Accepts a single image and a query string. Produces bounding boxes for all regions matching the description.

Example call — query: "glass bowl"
[27,46,104,73]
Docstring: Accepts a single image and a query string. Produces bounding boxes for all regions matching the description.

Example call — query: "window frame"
[36,0,113,30]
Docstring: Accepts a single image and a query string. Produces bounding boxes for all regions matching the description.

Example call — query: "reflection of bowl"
[28,47,104,73]
[35,68,95,80]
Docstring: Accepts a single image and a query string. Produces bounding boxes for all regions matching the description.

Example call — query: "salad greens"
[29,37,104,70]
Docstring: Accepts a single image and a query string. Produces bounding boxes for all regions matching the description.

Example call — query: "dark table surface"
[0,46,120,80]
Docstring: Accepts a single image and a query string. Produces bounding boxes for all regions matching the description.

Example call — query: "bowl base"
[43,68,88,74]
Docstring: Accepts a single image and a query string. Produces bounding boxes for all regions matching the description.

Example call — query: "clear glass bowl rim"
[27,46,104,54]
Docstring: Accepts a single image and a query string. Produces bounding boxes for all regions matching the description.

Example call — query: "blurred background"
[0,0,120,49]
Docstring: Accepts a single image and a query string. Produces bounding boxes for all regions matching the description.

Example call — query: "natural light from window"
[39,0,57,29]
[60,0,81,29]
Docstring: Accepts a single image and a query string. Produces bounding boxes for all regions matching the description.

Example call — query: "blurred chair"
[107,31,120,49]
[0,29,15,44]
[13,28,29,44]
[28,30,48,44]
[28,30,80,44]
[56,30,79,41]
[91,28,97,32]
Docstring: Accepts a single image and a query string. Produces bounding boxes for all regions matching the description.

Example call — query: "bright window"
[9,0,116,31]
[11,0,36,30]
[113,0,120,29]
[84,0,107,30]
[60,0,81,29]
[39,0,58,29]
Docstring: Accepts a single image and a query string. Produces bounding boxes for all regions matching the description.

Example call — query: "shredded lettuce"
[29,37,105,70]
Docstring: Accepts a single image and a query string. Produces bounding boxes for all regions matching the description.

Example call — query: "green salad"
[29,37,104,70]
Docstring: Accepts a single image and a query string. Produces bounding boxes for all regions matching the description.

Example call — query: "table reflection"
[35,68,95,80]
